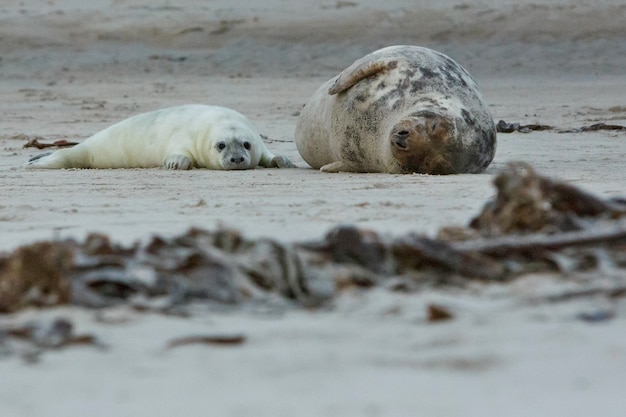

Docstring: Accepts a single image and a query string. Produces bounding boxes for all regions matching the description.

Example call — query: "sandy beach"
[1,1,626,416]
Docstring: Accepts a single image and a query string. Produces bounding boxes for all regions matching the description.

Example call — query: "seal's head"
[389,111,462,174]
[215,137,253,170]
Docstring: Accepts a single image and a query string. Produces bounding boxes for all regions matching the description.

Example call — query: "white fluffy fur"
[26,105,292,170]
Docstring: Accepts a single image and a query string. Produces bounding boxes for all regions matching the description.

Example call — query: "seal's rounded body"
[295,45,496,174]
[26,104,294,170]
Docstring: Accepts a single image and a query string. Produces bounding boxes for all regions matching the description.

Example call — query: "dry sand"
[1,1,626,416]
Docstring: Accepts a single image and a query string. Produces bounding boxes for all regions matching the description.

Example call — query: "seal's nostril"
[393,130,410,150]
[395,140,407,149]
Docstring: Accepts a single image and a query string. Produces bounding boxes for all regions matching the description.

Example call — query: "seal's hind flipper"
[328,57,399,95]
[28,152,53,163]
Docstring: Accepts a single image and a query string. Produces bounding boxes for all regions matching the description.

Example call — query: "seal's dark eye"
[217,142,226,151]
[243,141,251,150]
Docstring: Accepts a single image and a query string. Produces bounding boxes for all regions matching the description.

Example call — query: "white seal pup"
[295,45,496,174]
[26,104,295,170]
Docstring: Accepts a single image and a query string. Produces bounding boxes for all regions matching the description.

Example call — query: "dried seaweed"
[496,120,553,133]
[2,162,626,314]
[165,333,246,349]
[575,123,626,133]
[23,138,79,149]
[496,120,626,134]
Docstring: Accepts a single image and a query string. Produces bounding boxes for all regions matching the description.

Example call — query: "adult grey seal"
[26,104,295,170]
[295,45,496,174]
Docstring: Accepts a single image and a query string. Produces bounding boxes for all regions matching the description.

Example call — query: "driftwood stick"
[452,222,626,257]
[542,286,626,303]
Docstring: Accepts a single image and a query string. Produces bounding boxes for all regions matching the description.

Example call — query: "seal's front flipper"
[163,154,193,170]
[328,56,399,95]
[258,152,297,168]
[267,155,296,168]
[319,161,354,173]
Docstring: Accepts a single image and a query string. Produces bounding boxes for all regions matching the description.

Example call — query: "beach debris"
[542,285,626,303]
[0,317,105,363]
[576,309,615,323]
[321,1,359,9]
[496,120,552,133]
[469,162,626,236]
[1,162,626,314]
[0,242,73,313]
[496,120,626,134]
[427,304,454,322]
[393,234,506,281]
[149,54,189,62]
[165,333,246,350]
[22,138,79,149]
[578,123,626,132]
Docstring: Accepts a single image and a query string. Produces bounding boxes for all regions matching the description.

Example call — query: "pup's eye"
[217,142,226,151]
[243,141,251,150]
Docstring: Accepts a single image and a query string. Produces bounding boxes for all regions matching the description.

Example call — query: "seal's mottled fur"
[295,45,496,174]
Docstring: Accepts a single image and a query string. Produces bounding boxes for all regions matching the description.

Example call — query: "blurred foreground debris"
[0,317,105,363]
[2,162,626,314]
[165,333,246,350]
